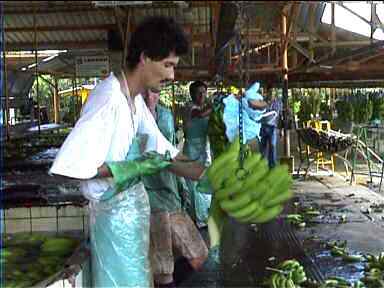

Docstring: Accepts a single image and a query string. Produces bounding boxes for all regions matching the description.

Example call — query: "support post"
[281,13,290,158]
[33,7,41,134]
[4,51,9,140]
[331,3,336,56]
[53,77,60,124]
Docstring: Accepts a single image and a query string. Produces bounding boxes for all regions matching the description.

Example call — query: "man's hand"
[248,99,268,110]
[107,156,171,192]
[167,153,206,181]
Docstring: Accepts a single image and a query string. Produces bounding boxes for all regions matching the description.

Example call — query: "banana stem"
[265,267,289,275]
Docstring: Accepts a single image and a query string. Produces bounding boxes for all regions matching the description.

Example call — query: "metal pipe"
[33,7,41,134]
[72,77,76,126]
[53,77,60,124]
[4,51,9,141]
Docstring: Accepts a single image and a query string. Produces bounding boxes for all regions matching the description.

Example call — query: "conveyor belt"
[220,217,325,287]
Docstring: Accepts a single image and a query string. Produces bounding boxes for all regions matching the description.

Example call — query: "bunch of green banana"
[360,267,384,287]
[364,252,384,270]
[206,139,240,248]
[268,272,297,288]
[41,237,79,257]
[357,253,384,287]
[286,214,306,228]
[320,276,352,287]
[207,101,228,159]
[326,240,364,263]
[207,139,293,226]
[266,259,307,288]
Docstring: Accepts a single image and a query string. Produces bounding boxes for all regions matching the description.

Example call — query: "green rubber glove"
[196,173,213,194]
[107,154,171,192]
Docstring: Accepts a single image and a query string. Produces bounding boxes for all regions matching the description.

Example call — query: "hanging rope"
[235,2,250,172]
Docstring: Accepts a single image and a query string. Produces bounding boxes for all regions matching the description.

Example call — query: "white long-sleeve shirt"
[49,72,178,200]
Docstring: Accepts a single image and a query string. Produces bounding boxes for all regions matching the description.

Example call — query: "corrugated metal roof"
[4,1,213,50]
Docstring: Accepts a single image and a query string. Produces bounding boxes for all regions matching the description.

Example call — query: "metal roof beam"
[6,40,108,51]
[4,8,111,15]
[5,24,116,32]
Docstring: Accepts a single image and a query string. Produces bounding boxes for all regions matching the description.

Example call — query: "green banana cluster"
[320,276,352,288]
[364,253,384,270]
[360,253,384,287]
[326,240,364,263]
[286,214,306,228]
[207,101,228,159]
[207,140,293,224]
[2,234,80,288]
[266,259,307,288]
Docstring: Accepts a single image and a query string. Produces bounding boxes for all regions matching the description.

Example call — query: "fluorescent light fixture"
[319,65,333,70]
[42,54,58,62]
[28,63,37,69]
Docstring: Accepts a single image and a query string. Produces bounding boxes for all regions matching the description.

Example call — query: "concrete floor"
[5,143,384,287]
[178,173,384,288]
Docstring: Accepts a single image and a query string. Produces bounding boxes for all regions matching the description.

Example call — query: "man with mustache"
[50,16,205,288]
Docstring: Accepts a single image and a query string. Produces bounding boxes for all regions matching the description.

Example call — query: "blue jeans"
[260,125,278,168]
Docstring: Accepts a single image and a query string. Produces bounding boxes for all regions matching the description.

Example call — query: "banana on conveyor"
[266,259,307,288]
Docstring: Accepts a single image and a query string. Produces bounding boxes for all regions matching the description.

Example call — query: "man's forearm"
[168,155,205,181]
[248,100,268,110]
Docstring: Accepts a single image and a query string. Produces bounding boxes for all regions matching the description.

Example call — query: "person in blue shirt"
[260,91,283,168]
[183,81,213,227]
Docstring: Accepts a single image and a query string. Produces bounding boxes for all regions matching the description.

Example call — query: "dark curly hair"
[126,16,189,70]
[189,80,207,103]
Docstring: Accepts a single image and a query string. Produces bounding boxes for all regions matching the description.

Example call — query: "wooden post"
[370,2,376,44]
[123,8,131,68]
[53,77,60,124]
[308,3,315,62]
[330,87,335,120]
[281,13,290,158]
[331,3,336,55]
[291,49,298,68]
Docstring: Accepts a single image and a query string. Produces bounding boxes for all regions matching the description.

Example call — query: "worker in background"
[143,89,208,288]
[49,16,206,288]
[183,81,213,228]
[260,89,283,168]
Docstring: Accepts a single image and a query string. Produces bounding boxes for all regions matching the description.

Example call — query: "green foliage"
[296,89,322,124]
[370,97,384,121]
[353,98,373,124]
[159,82,190,109]
[308,89,321,116]
[335,100,354,122]
[292,100,301,115]
[319,102,332,121]
[297,98,313,123]
[30,75,97,124]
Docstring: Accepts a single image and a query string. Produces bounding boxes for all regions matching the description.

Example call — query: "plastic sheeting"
[89,136,153,287]
[89,182,152,288]
[223,82,266,143]
[183,135,212,227]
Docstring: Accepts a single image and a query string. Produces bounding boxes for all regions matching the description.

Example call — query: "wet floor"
[177,175,384,288]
